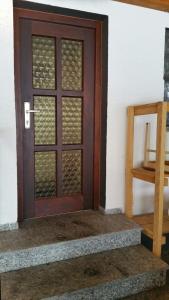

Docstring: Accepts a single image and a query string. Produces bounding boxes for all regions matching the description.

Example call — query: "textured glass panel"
[62,39,82,91]
[32,36,56,89]
[35,152,56,198]
[62,150,81,195]
[62,97,82,144]
[34,96,56,145]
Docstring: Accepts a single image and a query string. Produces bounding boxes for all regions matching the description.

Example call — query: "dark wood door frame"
[14,1,108,222]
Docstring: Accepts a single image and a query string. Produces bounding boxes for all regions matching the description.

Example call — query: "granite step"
[1,245,168,300]
[0,211,141,273]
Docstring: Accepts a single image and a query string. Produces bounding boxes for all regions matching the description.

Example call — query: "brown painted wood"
[14,7,104,220]
[35,195,83,217]
[22,20,94,218]
[14,11,24,222]
[34,145,84,152]
[14,7,98,29]
[32,89,83,97]
[114,0,169,12]
[93,23,102,209]
[20,19,35,218]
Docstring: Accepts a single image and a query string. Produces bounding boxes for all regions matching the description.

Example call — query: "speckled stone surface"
[122,234,169,300]
[1,245,167,300]
[0,211,140,252]
[0,211,141,273]
[124,273,169,300]
[44,272,166,300]
[0,222,18,232]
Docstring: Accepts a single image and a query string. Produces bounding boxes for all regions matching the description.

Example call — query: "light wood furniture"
[125,101,169,257]
[143,122,169,173]
[114,0,169,13]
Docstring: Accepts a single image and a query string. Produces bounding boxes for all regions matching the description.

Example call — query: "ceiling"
[114,0,169,12]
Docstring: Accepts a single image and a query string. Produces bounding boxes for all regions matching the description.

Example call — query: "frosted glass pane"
[62,150,81,195]
[62,39,82,91]
[62,97,82,144]
[35,152,56,198]
[34,96,56,145]
[32,36,56,89]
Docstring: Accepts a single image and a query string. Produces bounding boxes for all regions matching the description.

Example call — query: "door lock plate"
[24,102,31,129]
[24,102,39,129]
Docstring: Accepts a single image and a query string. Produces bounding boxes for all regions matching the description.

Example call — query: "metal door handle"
[26,109,40,113]
[24,102,40,129]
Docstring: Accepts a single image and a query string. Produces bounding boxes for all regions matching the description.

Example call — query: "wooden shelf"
[132,167,169,186]
[132,214,169,245]
[125,102,169,256]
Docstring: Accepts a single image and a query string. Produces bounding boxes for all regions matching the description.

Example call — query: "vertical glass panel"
[62,97,82,145]
[61,39,82,91]
[34,96,56,145]
[32,36,56,89]
[35,152,56,198]
[62,150,82,195]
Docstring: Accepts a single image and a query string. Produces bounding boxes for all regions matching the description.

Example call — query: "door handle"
[24,102,40,129]
[26,109,40,113]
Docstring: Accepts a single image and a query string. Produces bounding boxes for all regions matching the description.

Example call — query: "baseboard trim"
[99,206,122,215]
[0,222,18,232]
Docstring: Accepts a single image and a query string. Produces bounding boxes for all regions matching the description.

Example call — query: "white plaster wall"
[0,0,17,224]
[0,0,169,224]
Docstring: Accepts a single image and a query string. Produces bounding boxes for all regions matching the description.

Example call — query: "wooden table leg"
[153,103,167,256]
[125,106,134,218]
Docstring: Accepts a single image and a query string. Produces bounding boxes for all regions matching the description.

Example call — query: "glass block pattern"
[34,96,56,145]
[32,36,56,89]
[61,39,82,91]
[35,152,56,198]
[62,150,81,195]
[62,97,82,144]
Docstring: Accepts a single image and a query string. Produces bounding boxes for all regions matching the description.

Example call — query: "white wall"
[0,0,17,224]
[0,0,169,224]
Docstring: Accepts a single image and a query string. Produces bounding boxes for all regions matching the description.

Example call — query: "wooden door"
[19,18,95,219]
